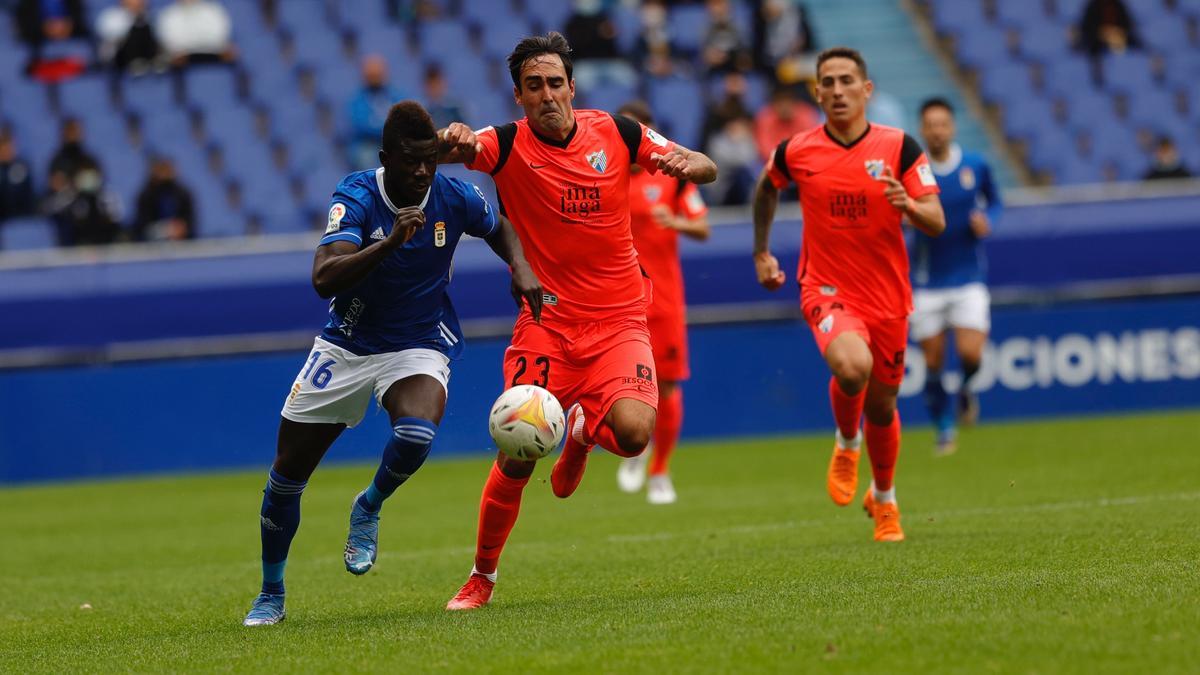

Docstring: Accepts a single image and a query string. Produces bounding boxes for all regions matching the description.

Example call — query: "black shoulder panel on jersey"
[899,133,924,176]
[610,113,643,164]
[491,123,519,176]
[773,138,793,182]
[675,177,688,201]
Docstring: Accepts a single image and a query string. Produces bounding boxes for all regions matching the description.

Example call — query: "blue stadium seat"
[1061,88,1115,133]
[0,217,57,251]
[1161,52,1200,92]
[954,25,1013,70]
[611,4,642,54]
[1141,15,1193,53]
[56,75,116,118]
[994,1,1048,29]
[277,0,330,38]
[480,14,534,59]
[930,1,987,37]
[184,67,240,108]
[418,20,473,57]
[1054,155,1104,185]
[1051,0,1090,23]
[1018,22,1071,65]
[1000,98,1055,141]
[1101,52,1153,96]
[1026,127,1076,174]
[523,0,573,32]
[122,75,178,117]
[978,63,1033,106]
[462,0,517,25]
[647,77,702,148]
[1043,56,1094,98]
[1124,88,1178,130]
[667,4,711,56]
[582,82,637,116]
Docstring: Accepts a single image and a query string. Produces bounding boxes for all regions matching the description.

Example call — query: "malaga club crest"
[586,148,608,174]
[864,159,885,179]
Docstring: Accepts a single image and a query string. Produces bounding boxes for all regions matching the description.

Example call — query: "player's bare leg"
[553,398,654,498]
[245,419,343,626]
[954,327,987,427]
[824,333,871,506]
[345,375,445,575]
[862,379,904,542]
[920,331,956,455]
[447,452,536,610]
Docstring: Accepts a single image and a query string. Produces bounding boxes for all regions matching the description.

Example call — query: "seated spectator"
[157,0,236,66]
[45,157,122,246]
[635,0,676,78]
[565,0,637,88]
[96,0,162,74]
[1143,137,1192,180]
[702,71,753,149]
[0,132,36,223]
[47,118,100,197]
[754,0,817,85]
[1078,0,1141,56]
[754,86,819,161]
[702,0,752,76]
[423,64,468,129]
[15,0,89,81]
[706,115,760,205]
[133,157,195,241]
[347,55,409,170]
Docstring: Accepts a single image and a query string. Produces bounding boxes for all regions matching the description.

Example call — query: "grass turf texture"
[2,410,1198,674]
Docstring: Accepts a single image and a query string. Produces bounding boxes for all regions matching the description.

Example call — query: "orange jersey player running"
[612,101,710,506]
[751,47,945,542]
[437,33,717,609]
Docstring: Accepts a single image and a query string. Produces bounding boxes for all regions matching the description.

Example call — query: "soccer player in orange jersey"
[752,47,945,542]
[612,101,710,505]
[438,33,717,608]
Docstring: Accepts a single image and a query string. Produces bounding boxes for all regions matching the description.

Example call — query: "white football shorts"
[910,282,991,342]
[281,337,450,427]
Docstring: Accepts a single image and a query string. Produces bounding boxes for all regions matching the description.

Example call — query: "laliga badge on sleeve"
[918,163,937,187]
[326,203,346,233]
[434,221,447,247]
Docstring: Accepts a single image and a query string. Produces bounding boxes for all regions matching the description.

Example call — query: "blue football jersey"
[317,168,498,357]
[910,144,1001,289]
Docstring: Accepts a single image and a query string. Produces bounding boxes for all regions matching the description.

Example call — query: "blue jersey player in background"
[910,98,1002,456]
[244,101,542,626]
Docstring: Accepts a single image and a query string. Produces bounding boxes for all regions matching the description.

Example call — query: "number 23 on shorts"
[301,350,336,389]
[510,355,550,388]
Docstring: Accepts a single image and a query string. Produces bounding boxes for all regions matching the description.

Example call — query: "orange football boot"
[826,445,860,506]
[446,573,495,610]
[862,490,904,542]
[551,404,591,498]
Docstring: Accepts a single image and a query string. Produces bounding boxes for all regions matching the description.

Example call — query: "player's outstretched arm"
[651,145,718,184]
[484,215,544,323]
[752,167,786,291]
[437,123,482,165]
[311,206,425,298]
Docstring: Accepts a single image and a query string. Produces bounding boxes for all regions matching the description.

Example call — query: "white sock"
[570,406,587,444]
[872,483,896,504]
[836,429,862,452]
[471,566,497,583]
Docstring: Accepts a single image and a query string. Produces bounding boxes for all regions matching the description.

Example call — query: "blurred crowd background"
[0,0,1197,249]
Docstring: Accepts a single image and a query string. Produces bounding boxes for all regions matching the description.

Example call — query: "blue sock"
[357,417,436,512]
[924,370,951,432]
[259,468,306,595]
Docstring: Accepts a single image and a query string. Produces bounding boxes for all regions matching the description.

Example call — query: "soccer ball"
[488,385,566,461]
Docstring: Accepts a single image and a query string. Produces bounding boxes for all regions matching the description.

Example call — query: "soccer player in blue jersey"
[910,98,1002,455]
[243,101,542,626]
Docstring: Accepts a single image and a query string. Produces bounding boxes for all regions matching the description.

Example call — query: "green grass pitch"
[2,410,1198,673]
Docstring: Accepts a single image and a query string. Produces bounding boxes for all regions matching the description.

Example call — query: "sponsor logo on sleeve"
[918,163,937,187]
[326,203,346,234]
[471,184,491,213]
[646,128,669,148]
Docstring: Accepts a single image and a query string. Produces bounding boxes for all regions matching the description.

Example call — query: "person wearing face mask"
[132,157,195,242]
[47,157,121,246]
[47,118,99,194]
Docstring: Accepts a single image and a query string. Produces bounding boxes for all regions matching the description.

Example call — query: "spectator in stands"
[422,64,468,129]
[132,157,195,241]
[0,132,36,223]
[1077,0,1142,56]
[157,0,235,66]
[1143,137,1192,180]
[702,0,752,76]
[753,0,817,85]
[753,85,820,161]
[635,0,676,78]
[701,71,753,149]
[347,54,409,170]
[47,118,99,196]
[96,0,162,74]
[705,115,760,206]
[46,156,121,246]
[565,0,637,88]
[15,0,89,79]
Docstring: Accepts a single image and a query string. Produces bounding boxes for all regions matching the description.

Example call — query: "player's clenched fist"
[651,147,691,179]
[439,123,483,164]
[384,206,425,249]
[754,251,786,291]
[877,166,912,213]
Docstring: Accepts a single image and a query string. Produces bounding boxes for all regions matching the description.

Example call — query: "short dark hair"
[816,46,868,79]
[920,97,955,117]
[507,32,574,89]
[382,100,436,153]
[616,100,654,127]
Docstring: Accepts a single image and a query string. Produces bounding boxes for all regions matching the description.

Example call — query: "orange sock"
[649,388,682,476]
[865,411,900,491]
[829,376,865,440]
[473,461,529,575]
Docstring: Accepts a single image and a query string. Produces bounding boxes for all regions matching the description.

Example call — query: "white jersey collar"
[375,167,431,214]
[929,143,963,177]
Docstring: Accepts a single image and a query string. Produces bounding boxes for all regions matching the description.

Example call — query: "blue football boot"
[344,491,380,575]
[243,593,286,626]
